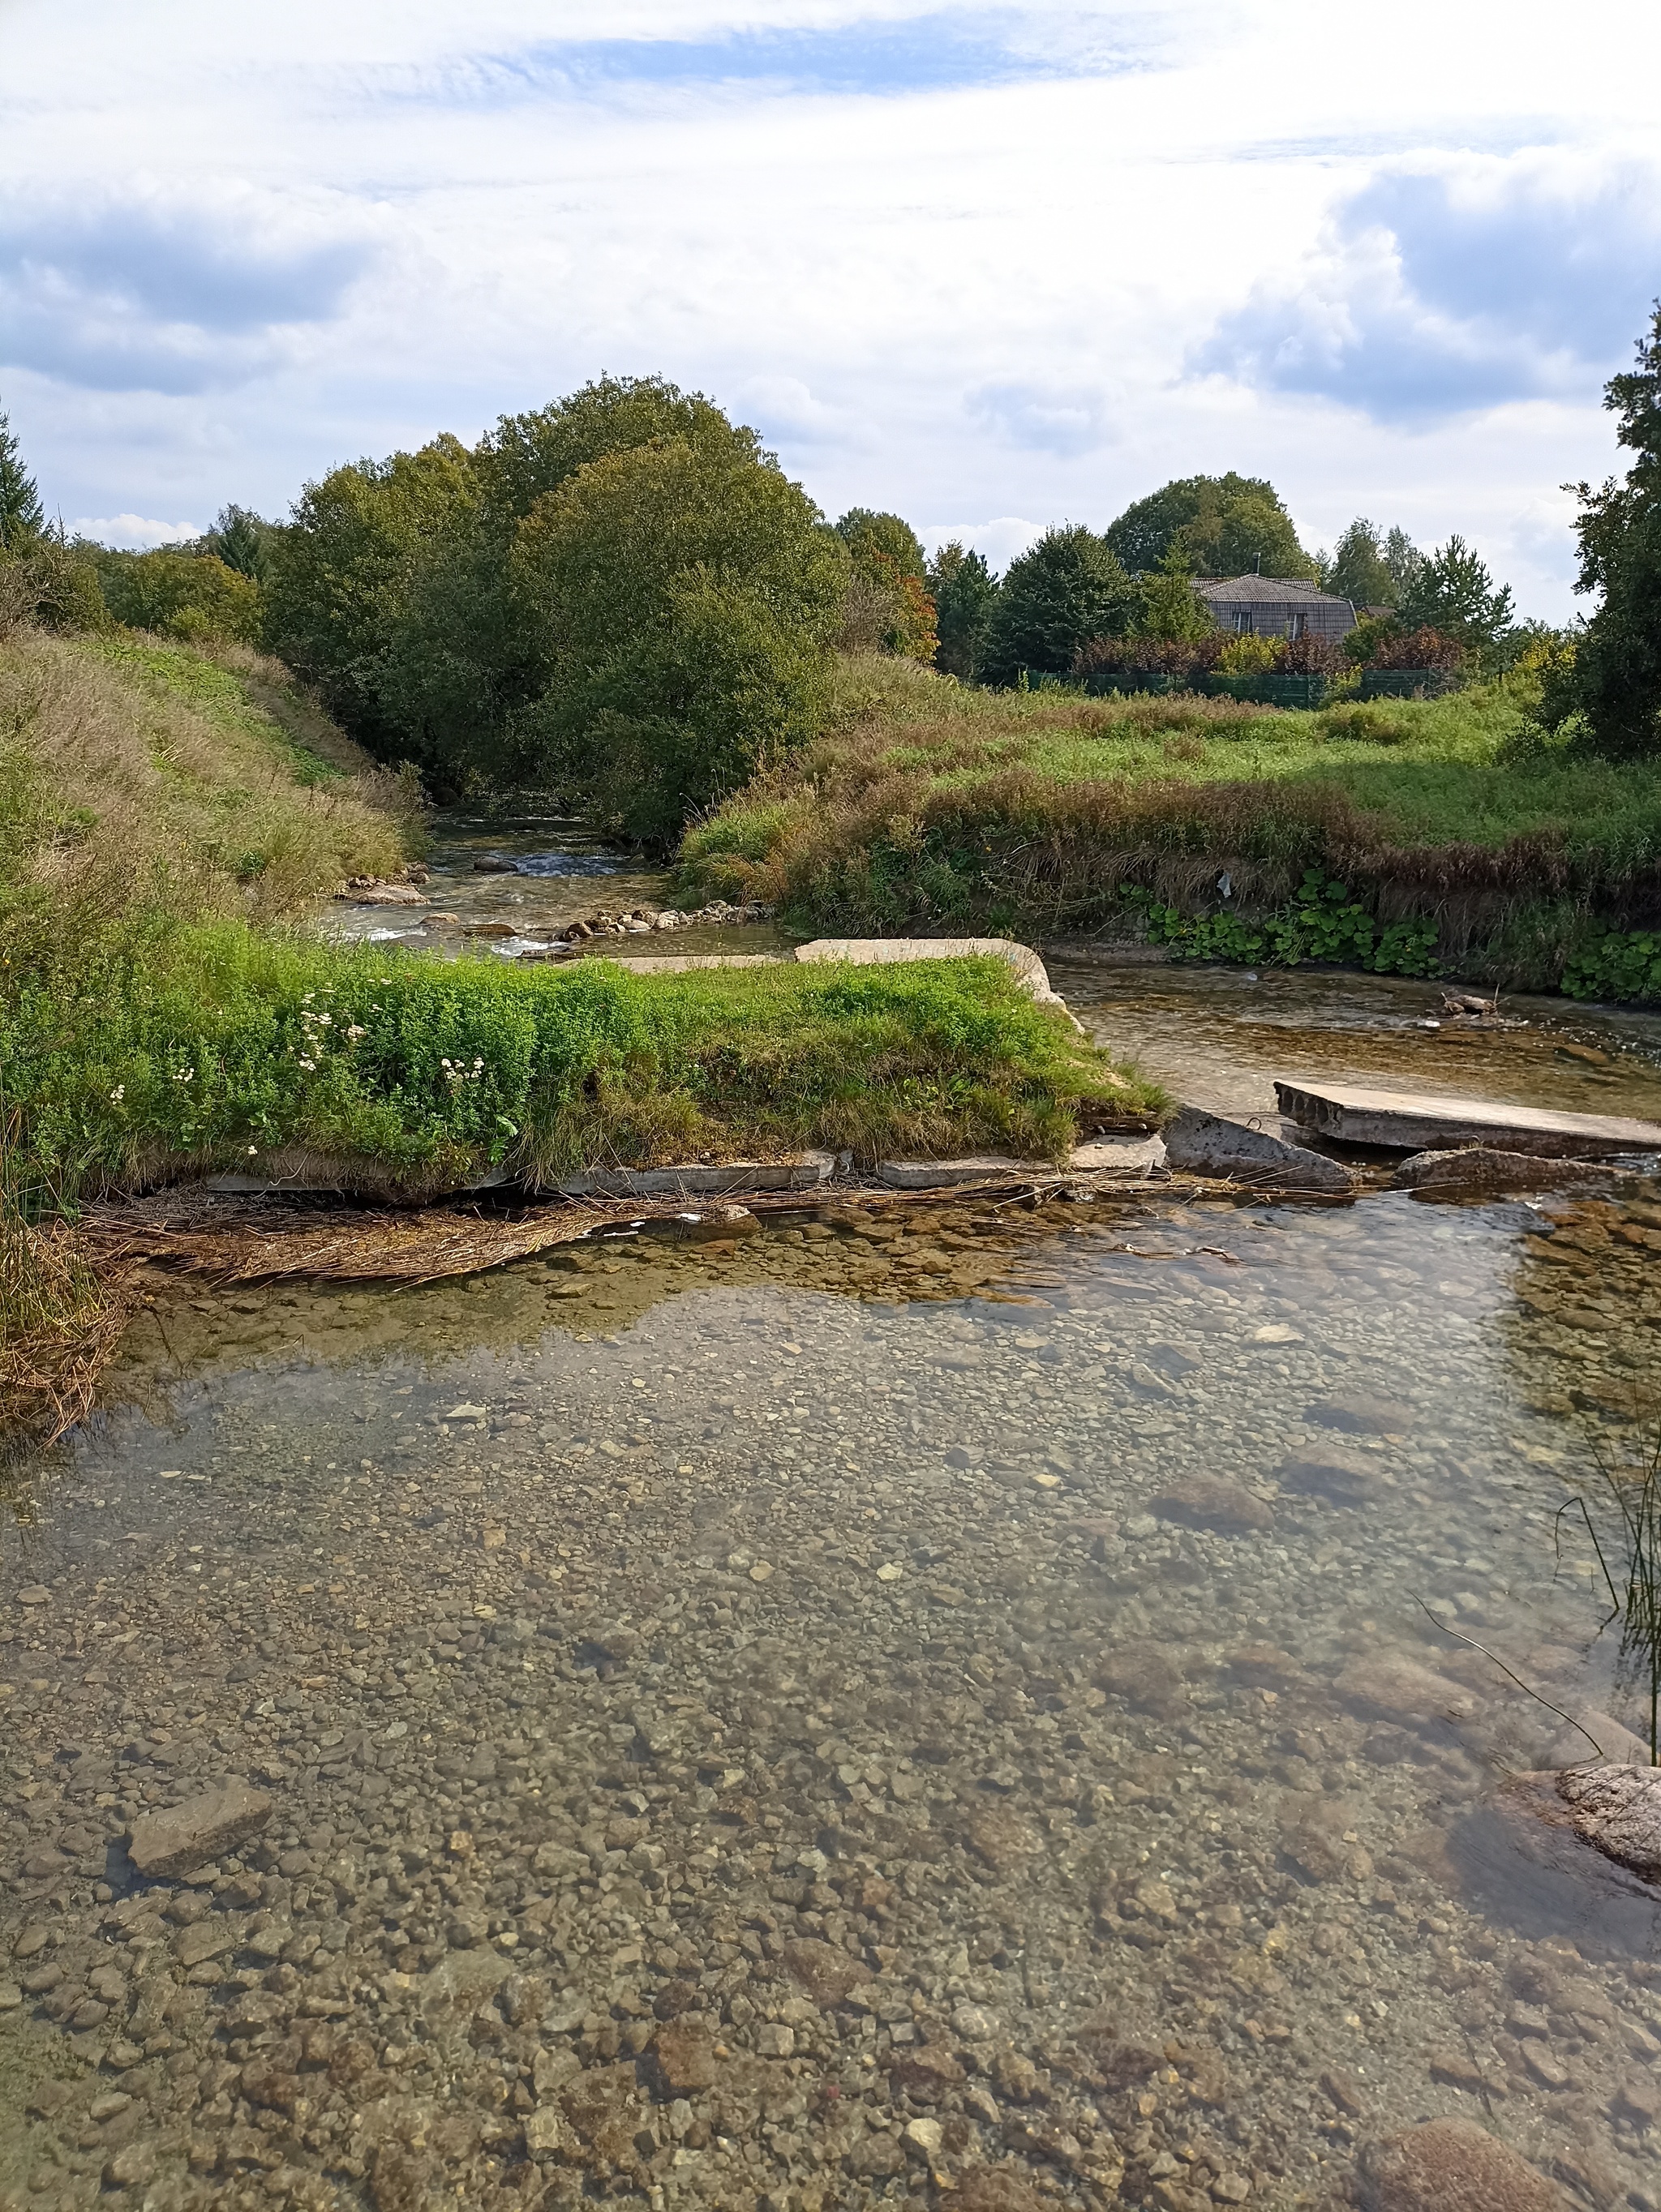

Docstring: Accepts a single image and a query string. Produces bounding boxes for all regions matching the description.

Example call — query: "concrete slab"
[1161,1106,1355,1193]
[1070,1134,1167,1175]
[1389,1147,1624,1195]
[875,1156,1035,1189]
[549,1153,838,1199]
[1274,1079,1661,1159]
[792,937,1055,998]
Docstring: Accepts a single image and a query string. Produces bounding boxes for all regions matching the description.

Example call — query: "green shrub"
[1562,930,1661,1006]
[1131,871,1441,978]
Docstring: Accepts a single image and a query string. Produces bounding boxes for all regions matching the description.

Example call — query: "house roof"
[1195,575,1350,607]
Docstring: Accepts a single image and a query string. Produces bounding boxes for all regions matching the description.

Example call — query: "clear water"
[327,813,794,962]
[3,971,1661,2212]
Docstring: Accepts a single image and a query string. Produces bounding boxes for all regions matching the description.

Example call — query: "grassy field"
[677,655,1661,994]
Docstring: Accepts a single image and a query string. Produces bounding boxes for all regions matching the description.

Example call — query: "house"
[1195,576,1356,641]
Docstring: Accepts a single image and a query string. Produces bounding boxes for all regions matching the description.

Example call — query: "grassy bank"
[0,628,1158,1200]
[677,655,1661,997]
[6,930,1161,1198]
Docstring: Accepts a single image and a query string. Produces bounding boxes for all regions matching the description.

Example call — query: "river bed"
[3,969,1661,2212]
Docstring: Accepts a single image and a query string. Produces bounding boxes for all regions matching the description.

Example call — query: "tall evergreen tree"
[1396,535,1514,653]
[979,526,1136,686]
[926,541,999,678]
[0,402,45,551]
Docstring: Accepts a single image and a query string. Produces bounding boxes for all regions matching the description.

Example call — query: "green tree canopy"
[97,549,264,644]
[1541,305,1661,760]
[510,439,848,844]
[1396,534,1514,653]
[926,541,999,678]
[478,375,762,534]
[1131,542,1213,642]
[1105,472,1316,581]
[200,504,278,582]
[835,508,927,581]
[979,526,1136,686]
[1320,519,1402,610]
[0,403,45,551]
[263,435,481,757]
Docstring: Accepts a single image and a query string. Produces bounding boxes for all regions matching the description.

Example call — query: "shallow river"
[3,969,1661,2212]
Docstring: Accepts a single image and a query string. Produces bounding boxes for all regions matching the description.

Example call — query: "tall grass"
[4,929,1165,1200]
[0,1112,127,1450]
[1560,1425,1661,1766]
[676,654,1661,984]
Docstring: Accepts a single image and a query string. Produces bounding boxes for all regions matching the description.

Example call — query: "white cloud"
[70,513,206,548]
[918,516,1045,571]
[2,0,1659,617]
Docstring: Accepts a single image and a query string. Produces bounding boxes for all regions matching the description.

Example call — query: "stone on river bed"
[1356,2116,1565,2211]
[127,1779,274,1878]
[1556,1763,1661,1879]
[1160,1104,1356,1192]
[1391,1146,1624,1195]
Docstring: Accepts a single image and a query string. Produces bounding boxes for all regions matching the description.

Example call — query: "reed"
[1559,1422,1661,1766]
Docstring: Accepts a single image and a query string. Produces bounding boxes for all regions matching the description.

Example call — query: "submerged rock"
[127,1779,273,1879]
[1160,1105,1354,1193]
[1392,1146,1621,1196]
[1356,2115,1564,2211]
[1556,1762,1661,1879]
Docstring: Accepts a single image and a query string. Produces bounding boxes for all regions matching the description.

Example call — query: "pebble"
[1,1179,1657,2212]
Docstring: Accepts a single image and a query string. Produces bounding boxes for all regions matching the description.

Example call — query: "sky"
[2,0,1659,616]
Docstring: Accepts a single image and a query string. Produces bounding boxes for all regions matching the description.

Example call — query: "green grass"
[676,654,1661,993]
[4,924,1165,1197]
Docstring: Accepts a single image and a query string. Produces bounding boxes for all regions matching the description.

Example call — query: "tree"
[1540,305,1661,760]
[835,508,927,580]
[1320,519,1400,610]
[979,526,1136,686]
[834,510,935,661]
[0,402,45,551]
[926,541,999,678]
[510,439,848,845]
[1131,542,1212,643]
[1383,526,1424,599]
[262,435,481,758]
[1105,472,1315,580]
[97,549,263,643]
[478,375,761,534]
[1397,535,1514,654]
[201,504,277,582]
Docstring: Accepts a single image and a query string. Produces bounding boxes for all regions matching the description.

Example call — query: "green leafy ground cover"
[6,931,1161,1198]
[678,655,1661,997]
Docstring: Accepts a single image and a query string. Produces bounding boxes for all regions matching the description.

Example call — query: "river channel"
[3,958,1661,2212]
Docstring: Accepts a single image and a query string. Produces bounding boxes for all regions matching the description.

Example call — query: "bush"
[1132,871,1440,977]
[1562,930,1661,1006]
[97,549,264,644]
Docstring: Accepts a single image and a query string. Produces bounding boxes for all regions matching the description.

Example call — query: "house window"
[1288,612,1307,640]
[1233,612,1255,634]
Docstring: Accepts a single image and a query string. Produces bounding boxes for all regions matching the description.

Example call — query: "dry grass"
[0,1120,139,1451]
[0,626,414,947]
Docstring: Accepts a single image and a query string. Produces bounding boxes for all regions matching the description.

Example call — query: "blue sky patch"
[454,11,1146,104]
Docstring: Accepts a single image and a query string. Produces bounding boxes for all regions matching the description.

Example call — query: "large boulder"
[1161,1106,1354,1193]
[1556,1762,1661,1878]
[1355,2116,1564,2212]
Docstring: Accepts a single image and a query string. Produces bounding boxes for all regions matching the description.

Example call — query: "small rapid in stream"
[2,964,1661,2212]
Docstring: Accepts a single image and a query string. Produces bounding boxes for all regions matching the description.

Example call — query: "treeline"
[5,311,1661,841]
